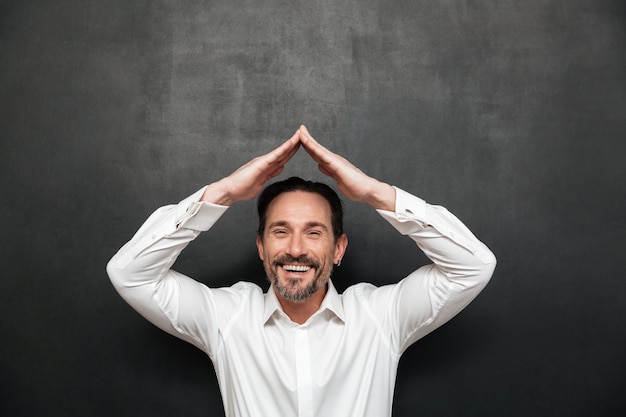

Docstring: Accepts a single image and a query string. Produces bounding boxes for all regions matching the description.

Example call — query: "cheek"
[258,237,280,256]
[260,242,282,261]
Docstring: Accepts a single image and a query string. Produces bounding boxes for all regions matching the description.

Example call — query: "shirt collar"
[262,279,345,324]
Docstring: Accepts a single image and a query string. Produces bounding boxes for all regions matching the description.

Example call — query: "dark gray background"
[1,0,624,416]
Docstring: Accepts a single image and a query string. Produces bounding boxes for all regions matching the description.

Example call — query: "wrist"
[362,182,396,211]
[200,180,237,206]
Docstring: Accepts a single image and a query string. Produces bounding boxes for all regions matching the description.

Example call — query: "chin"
[274,278,317,302]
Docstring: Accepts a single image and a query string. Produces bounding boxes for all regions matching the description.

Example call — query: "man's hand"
[201,130,300,206]
[299,125,396,211]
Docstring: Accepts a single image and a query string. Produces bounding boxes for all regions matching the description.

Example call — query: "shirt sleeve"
[106,187,238,357]
[372,187,497,354]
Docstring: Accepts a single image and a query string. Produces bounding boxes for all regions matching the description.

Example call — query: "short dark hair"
[257,177,344,240]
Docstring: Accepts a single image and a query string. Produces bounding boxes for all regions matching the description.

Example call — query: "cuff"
[376,186,429,235]
[175,186,229,231]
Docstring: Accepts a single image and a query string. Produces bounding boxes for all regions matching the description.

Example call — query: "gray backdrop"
[1,0,624,416]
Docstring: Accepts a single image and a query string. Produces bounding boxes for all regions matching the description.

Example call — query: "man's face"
[256,191,347,303]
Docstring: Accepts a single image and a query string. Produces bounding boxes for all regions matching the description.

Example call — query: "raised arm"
[106,131,301,351]
[298,126,495,352]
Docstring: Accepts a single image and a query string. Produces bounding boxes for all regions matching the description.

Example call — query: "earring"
[336,260,341,267]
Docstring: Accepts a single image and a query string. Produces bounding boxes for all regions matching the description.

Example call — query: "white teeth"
[282,265,311,272]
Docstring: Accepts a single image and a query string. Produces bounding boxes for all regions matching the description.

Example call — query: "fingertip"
[287,130,300,146]
[300,127,315,144]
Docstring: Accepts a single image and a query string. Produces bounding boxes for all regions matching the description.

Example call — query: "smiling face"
[256,191,347,304]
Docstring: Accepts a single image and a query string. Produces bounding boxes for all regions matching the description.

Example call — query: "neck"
[274,284,328,325]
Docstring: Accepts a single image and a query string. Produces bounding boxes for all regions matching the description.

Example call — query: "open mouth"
[274,255,319,275]
[281,264,312,273]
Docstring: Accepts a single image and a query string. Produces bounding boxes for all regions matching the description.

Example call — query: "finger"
[298,125,315,148]
[277,130,301,159]
[299,125,320,150]
[282,131,301,160]
[299,125,333,165]
[268,132,298,159]
[262,130,301,167]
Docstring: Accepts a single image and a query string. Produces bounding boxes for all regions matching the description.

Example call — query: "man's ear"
[256,235,265,260]
[334,233,348,264]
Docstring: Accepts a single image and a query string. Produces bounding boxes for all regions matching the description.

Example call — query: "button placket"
[294,327,313,417]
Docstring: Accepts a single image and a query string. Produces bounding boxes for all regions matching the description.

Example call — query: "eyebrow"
[268,221,329,231]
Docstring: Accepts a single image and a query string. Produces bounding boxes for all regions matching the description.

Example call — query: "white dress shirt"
[107,186,496,417]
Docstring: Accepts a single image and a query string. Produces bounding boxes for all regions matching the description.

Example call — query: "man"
[107,125,496,417]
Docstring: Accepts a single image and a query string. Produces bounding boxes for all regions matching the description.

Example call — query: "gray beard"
[264,254,332,302]
[273,275,327,302]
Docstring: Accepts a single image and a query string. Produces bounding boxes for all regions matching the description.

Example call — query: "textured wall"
[1,1,624,415]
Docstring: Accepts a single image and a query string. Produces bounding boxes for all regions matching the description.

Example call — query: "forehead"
[265,191,332,224]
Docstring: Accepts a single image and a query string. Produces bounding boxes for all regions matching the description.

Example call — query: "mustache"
[272,255,320,269]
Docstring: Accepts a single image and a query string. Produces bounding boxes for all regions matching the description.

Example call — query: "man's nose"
[286,234,306,257]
